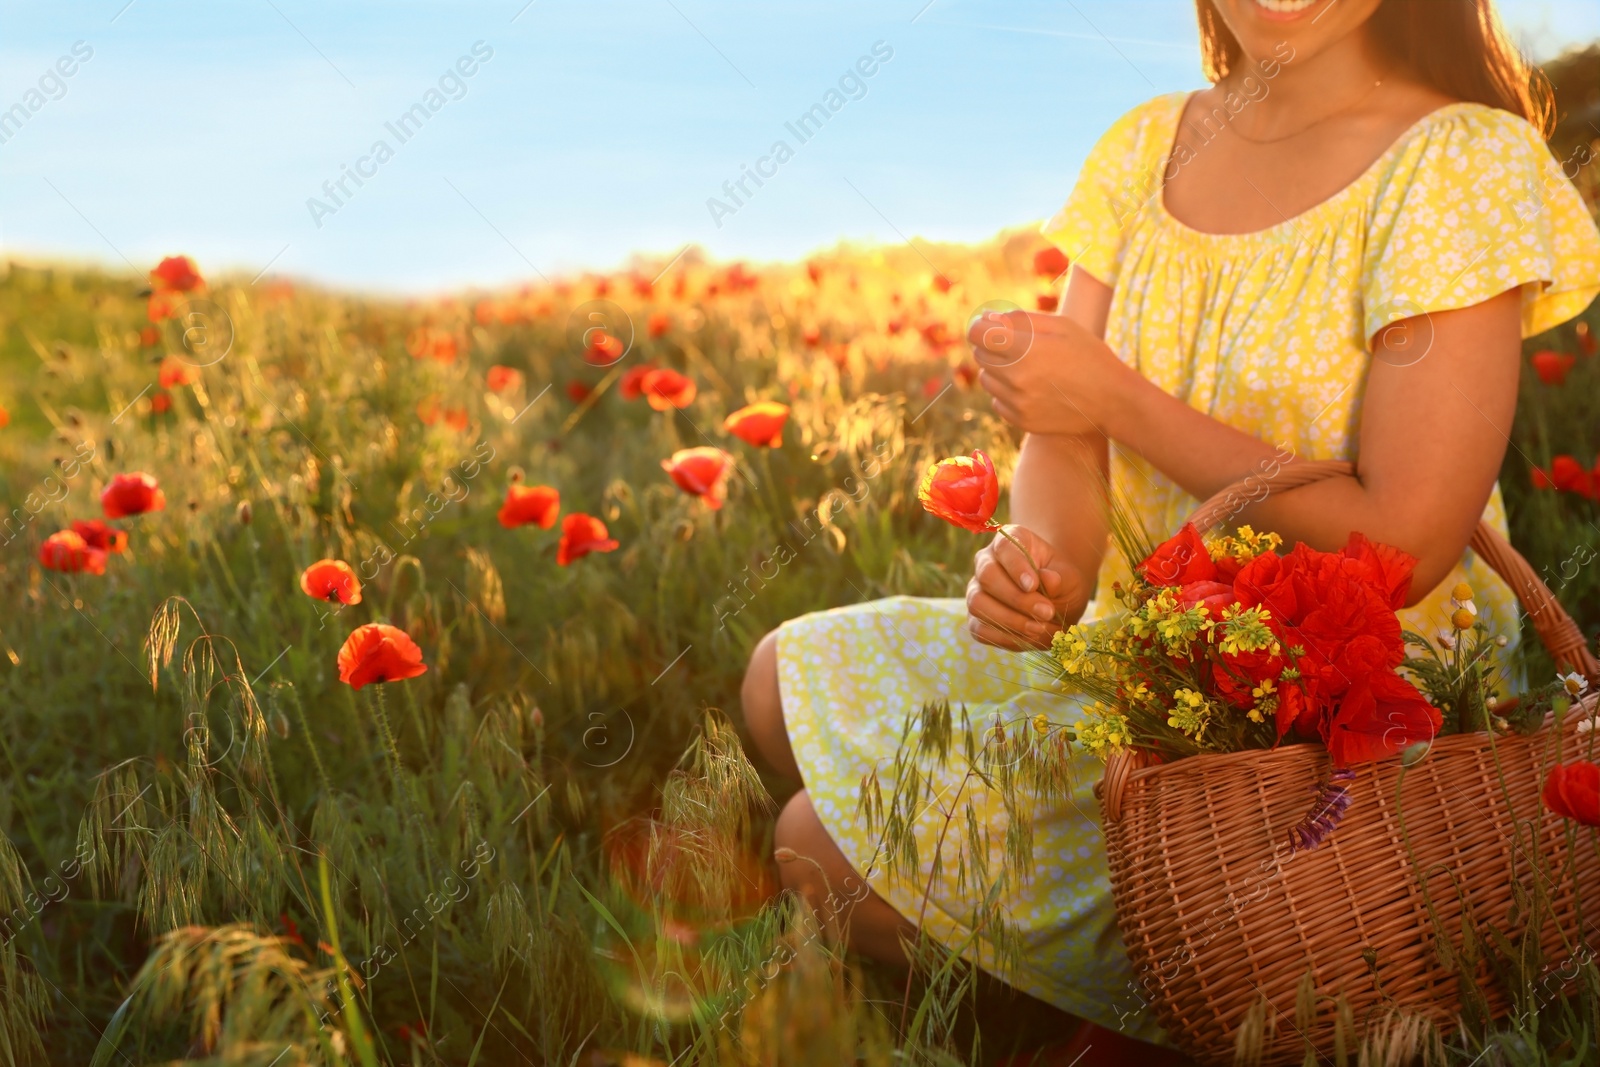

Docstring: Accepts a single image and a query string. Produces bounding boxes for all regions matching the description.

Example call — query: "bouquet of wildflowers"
[1055,521,1444,771]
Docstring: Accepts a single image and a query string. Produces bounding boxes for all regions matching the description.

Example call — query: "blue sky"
[2,0,1596,293]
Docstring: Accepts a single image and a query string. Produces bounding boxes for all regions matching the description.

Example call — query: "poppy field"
[0,216,1597,1065]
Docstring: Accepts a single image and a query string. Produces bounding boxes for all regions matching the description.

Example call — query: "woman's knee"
[740,630,798,779]
[773,790,912,963]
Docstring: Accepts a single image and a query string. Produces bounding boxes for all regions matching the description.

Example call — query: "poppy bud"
[773,847,799,863]
[236,500,253,524]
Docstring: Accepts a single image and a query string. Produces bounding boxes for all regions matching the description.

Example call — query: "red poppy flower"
[1530,349,1576,385]
[662,447,734,509]
[640,368,696,411]
[0,406,9,429]
[723,402,789,448]
[801,326,822,348]
[498,484,560,529]
[279,912,305,947]
[150,391,173,414]
[920,322,953,349]
[1033,246,1070,278]
[1543,760,1600,826]
[486,365,523,393]
[1532,455,1596,498]
[1577,321,1596,357]
[887,316,906,335]
[395,1019,429,1046]
[647,311,673,338]
[1139,524,1216,586]
[417,398,469,431]
[101,472,166,519]
[337,623,427,689]
[158,355,199,389]
[139,326,161,347]
[150,255,204,292]
[953,362,978,389]
[619,363,656,401]
[39,530,107,575]
[1035,293,1060,313]
[300,559,362,604]
[557,512,619,566]
[807,262,823,284]
[1337,531,1417,611]
[147,289,184,323]
[931,274,953,293]
[566,381,594,404]
[917,449,1000,533]
[1324,665,1440,766]
[922,375,945,398]
[71,519,129,554]
[582,330,625,366]
[406,327,458,363]
[633,275,654,298]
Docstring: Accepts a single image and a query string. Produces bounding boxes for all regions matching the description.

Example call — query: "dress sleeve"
[1041,94,1181,289]
[1361,105,1600,345]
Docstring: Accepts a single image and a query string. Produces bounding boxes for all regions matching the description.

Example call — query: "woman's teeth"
[1251,0,1318,12]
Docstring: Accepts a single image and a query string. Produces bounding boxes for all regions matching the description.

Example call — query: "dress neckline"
[1153,91,1477,244]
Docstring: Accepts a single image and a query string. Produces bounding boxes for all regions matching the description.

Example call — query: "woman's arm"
[964,269,1111,649]
[977,287,1523,606]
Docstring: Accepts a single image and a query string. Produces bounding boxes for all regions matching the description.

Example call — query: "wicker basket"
[1094,460,1600,1065]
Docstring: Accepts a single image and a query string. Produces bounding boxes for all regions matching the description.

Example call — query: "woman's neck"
[1230,30,1390,130]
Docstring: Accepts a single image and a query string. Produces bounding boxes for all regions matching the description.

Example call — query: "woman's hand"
[968,309,1139,436]
[966,524,1088,650]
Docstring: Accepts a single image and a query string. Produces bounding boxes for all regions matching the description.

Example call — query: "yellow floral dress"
[775,93,1600,1040]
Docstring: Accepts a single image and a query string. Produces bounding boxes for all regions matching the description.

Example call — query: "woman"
[741,0,1600,1052]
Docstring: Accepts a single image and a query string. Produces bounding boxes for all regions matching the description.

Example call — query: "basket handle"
[1099,458,1599,824]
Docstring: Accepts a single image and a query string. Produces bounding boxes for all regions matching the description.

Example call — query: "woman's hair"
[1194,0,1554,135]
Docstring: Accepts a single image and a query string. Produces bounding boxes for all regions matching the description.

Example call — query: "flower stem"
[991,523,1057,630]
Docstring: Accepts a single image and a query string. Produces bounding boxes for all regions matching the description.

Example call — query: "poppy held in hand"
[337,623,428,689]
[150,255,204,292]
[39,530,107,575]
[662,447,734,509]
[300,559,363,605]
[71,519,128,554]
[557,513,619,566]
[917,449,1000,533]
[640,368,696,411]
[1543,760,1600,826]
[101,473,166,519]
[498,484,560,529]
[723,402,789,447]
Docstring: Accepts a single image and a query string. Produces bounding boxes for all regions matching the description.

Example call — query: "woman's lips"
[1246,0,1323,22]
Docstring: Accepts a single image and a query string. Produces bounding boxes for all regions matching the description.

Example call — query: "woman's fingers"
[990,529,1056,611]
[966,612,1045,650]
[965,577,1050,644]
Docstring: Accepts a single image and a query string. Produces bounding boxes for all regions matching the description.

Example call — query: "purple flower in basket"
[1287,768,1357,854]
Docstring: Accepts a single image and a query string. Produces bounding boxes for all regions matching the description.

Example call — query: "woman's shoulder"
[1377,98,1554,186]
[1082,92,1190,174]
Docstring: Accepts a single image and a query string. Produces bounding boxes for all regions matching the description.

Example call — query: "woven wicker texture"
[1097,460,1600,1063]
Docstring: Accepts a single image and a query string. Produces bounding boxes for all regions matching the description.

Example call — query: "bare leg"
[773,789,916,966]
[740,630,802,781]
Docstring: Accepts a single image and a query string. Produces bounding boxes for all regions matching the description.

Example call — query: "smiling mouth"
[1248,0,1322,16]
